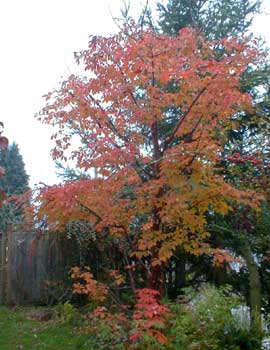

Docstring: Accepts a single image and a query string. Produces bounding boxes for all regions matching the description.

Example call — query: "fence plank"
[0,230,64,305]
[0,231,8,303]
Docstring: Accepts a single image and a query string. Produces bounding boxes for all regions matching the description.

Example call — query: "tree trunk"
[241,242,262,341]
[174,249,186,296]
[147,262,164,295]
[148,117,164,295]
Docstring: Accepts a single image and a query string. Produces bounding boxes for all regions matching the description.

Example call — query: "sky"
[0,0,269,188]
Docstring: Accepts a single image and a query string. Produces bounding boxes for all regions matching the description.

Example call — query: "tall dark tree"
[0,142,29,231]
[157,0,261,40]
[0,142,29,195]
[157,0,269,342]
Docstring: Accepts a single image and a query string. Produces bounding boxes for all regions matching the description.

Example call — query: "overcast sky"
[0,0,269,187]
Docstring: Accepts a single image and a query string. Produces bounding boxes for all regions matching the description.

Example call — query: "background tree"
[0,142,29,196]
[157,0,261,39]
[156,0,270,340]
[0,142,29,231]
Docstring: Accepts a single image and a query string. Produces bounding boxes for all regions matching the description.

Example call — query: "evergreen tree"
[157,0,269,341]
[0,142,29,195]
[0,142,29,231]
[157,0,261,40]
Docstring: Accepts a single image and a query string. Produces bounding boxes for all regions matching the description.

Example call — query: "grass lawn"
[0,306,90,350]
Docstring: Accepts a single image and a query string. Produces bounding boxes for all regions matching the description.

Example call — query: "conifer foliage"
[157,0,261,40]
[0,142,29,231]
[0,142,29,196]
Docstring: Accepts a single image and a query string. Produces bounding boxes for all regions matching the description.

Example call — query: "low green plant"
[81,306,128,350]
[0,306,89,350]
[55,302,78,324]
[167,285,260,350]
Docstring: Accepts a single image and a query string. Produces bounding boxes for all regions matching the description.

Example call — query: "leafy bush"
[53,284,262,349]
[81,306,128,350]
[55,302,78,324]
[168,285,260,350]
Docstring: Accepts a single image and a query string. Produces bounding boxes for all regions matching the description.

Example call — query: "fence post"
[6,226,14,304]
[0,230,8,303]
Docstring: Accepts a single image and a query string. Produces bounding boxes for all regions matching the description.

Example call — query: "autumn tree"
[37,24,262,294]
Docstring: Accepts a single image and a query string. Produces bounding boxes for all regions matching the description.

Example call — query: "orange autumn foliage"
[37,24,262,290]
[71,266,108,302]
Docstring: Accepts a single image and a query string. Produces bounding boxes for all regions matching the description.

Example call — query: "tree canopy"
[36,23,263,291]
[0,142,29,196]
[0,142,29,231]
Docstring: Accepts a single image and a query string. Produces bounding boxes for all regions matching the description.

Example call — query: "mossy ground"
[0,306,89,350]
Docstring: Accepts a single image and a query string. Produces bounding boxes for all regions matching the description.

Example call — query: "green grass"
[0,306,90,350]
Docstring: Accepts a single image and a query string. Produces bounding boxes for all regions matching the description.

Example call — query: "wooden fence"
[0,229,66,305]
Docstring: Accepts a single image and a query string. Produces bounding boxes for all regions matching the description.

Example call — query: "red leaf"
[0,136,8,150]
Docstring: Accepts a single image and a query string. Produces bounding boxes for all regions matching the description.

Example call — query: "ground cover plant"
[0,286,261,350]
[0,306,89,350]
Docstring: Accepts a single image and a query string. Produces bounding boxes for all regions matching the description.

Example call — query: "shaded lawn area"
[0,306,89,350]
